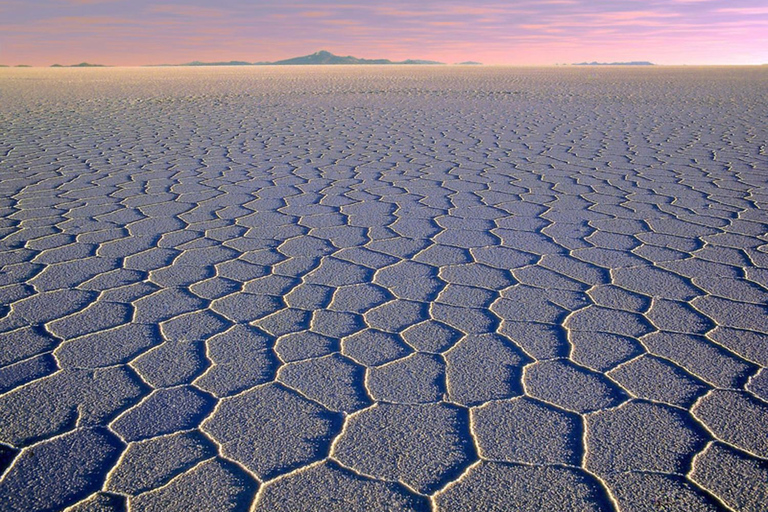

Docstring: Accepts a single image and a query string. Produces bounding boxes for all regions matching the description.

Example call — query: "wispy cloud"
[298,11,332,18]
[595,10,681,21]
[148,5,227,18]
[53,0,124,4]
[716,7,768,15]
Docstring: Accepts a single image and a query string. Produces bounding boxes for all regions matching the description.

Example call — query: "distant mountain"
[51,62,107,68]
[267,50,444,66]
[399,59,445,65]
[269,50,388,65]
[573,61,654,66]
[158,50,445,67]
[181,60,252,66]
[456,61,483,65]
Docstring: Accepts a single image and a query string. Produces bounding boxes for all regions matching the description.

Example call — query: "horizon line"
[4,63,768,68]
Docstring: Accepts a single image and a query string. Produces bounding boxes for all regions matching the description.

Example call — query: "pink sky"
[1,1,767,66]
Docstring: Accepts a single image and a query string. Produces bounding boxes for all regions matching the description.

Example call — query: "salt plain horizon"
[0,66,766,511]
[4,63,768,69]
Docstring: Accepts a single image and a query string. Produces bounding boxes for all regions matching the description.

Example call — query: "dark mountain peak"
[51,62,106,67]
[269,51,443,66]
[272,51,368,65]
[160,51,446,67]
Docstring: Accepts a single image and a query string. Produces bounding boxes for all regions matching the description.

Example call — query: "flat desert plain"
[0,66,766,511]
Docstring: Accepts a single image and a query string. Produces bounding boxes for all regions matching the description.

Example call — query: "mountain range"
[162,50,445,67]
[573,61,655,66]
[51,62,106,68]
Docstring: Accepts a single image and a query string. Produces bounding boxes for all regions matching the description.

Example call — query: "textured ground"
[0,66,767,511]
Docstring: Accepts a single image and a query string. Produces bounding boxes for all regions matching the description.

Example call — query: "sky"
[1,0,767,66]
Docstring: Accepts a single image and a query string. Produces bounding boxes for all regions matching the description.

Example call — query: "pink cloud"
[443,6,516,16]
[148,5,227,18]
[53,0,124,4]
[596,11,681,21]
[321,19,362,26]
[298,11,332,18]
[716,7,768,15]
[426,21,465,27]
[374,7,432,18]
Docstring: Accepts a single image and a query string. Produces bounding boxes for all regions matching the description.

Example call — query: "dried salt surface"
[0,65,766,511]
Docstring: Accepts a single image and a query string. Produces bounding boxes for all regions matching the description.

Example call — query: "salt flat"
[0,66,766,511]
